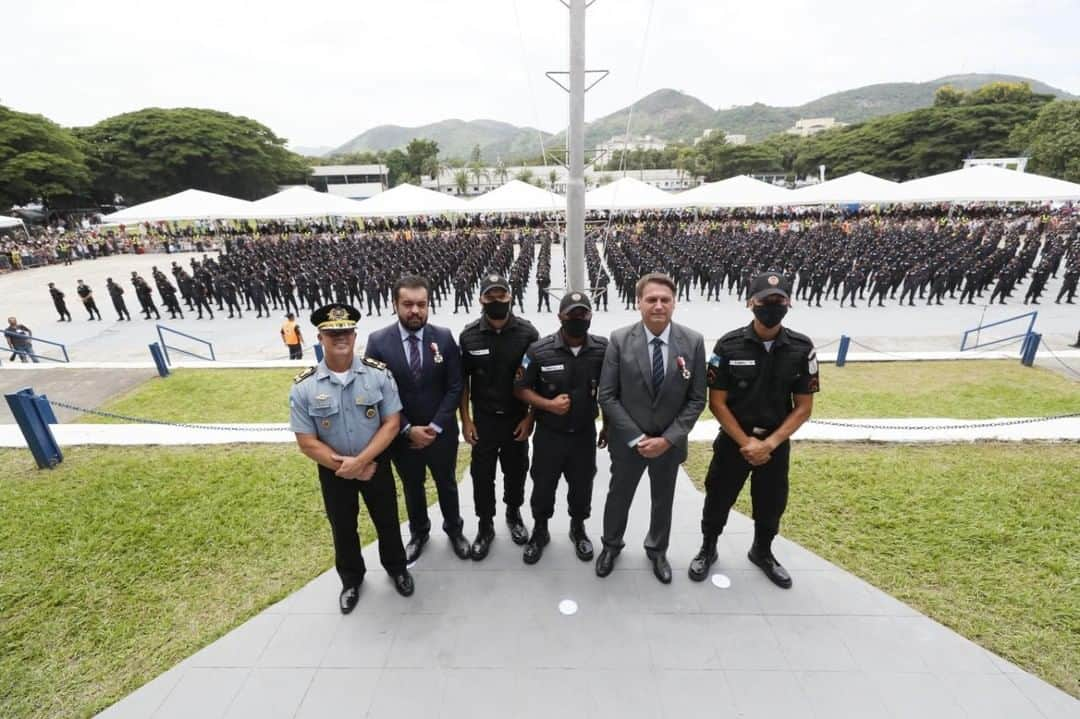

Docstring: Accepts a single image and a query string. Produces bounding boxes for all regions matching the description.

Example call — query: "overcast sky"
[3,0,1078,149]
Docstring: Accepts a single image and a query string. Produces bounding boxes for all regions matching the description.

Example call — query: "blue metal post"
[314,344,324,363]
[836,335,851,368]
[1021,332,1041,367]
[4,388,63,469]
[149,342,171,377]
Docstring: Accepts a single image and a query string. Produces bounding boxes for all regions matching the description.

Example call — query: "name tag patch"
[729,360,756,366]
[468,348,490,356]
[540,364,564,372]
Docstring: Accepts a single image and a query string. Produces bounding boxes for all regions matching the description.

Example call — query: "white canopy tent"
[0,214,24,229]
[674,175,792,208]
[247,186,366,219]
[787,172,900,206]
[351,183,470,217]
[101,189,255,224]
[890,165,1080,204]
[465,180,564,214]
[584,176,676,210]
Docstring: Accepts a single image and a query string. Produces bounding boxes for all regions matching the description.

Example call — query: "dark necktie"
[651,337,664,394]
[407,334,421,382]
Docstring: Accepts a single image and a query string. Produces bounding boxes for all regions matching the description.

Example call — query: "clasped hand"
[740,438,773,466]
[331,453,376,480]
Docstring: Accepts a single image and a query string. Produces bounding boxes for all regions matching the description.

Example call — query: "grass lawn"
[77,361,1079,426]
[0,445,469,719]
[684,441,1080,698]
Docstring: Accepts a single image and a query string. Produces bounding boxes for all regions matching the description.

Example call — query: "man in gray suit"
[596,273,707,583]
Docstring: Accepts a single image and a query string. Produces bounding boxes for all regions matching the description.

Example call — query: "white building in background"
[420,165,702,197]
[785,117,847,137]
[307,165,388,200]
[694,128,746,146]
[962,157,1029,172]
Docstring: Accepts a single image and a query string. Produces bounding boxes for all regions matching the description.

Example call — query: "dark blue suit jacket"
[365,322,462,435]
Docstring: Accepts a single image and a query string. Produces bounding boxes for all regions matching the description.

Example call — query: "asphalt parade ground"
[1,244,1077,365]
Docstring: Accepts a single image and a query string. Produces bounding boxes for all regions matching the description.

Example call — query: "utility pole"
[547,0,607,295]
[566,0,586,294]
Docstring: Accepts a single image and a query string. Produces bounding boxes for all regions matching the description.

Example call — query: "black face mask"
[483,300,511,320]
[753,303,788,329]
[561,317,591,339]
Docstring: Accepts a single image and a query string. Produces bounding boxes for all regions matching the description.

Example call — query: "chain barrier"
[49,400,288,433]
[845,338,919,360]
[1037,338,1080,380]
[52,398,1078,435]
[808,413,1080,431]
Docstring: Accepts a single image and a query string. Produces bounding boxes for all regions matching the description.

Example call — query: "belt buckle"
[751,426,768,437]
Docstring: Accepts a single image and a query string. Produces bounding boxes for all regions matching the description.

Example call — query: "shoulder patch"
[293,366,316,384]
[362,356,388,371]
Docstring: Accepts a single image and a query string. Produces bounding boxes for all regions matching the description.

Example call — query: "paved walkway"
[0,367,156,422]
[97,454,1078,718]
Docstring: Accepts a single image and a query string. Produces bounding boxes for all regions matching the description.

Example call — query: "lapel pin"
[430,341,443,364]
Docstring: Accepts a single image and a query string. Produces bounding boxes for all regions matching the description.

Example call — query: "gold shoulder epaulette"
[293,366,316,384]
[362,356,388,371]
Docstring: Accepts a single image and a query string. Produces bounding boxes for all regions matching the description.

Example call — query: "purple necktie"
[407,334,421,382]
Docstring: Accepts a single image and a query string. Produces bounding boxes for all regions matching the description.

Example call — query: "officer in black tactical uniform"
[690,271,819,589]
[513,291,608,565]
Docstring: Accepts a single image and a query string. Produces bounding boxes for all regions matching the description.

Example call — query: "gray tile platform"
[99,453,1079,718]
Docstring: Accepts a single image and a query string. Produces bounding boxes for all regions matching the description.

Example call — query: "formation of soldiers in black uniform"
[600,209,1079,311]
[40,206,1079,325]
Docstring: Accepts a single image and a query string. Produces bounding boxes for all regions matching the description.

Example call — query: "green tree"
[548,168,558,190]
[469,143,482,164]
[75,108,307,202]
[383,149,411,186]
[403,138,439,184]
[963,81,1036,106]
[514,167,534,184]
[934,85,965,108]
[1010,101,1080,182]
[0,104,91,209]
[791,99,1047,181]
[453,170,469,195]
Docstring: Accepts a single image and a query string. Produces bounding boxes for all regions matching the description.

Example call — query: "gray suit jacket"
[598,321,707,463]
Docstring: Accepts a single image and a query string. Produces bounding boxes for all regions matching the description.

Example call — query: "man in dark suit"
[365,275,471,563]
[596,272,707,584]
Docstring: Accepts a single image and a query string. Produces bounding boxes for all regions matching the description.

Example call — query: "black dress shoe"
[523,529,550,565]
[471,526,495,561]
[569,521,594,561]
[339,584,361,614]
[448,532,471,560]
[688,546,718,583]
[391,569,415,597]
[748,546,792,589]
[405,533,429,564]
[506,511,529,545]
[595,547,619,577]
[648,551,672,584]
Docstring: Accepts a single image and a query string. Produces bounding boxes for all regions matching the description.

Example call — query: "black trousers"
[601,444,681,554]
[317,461,406,587]
[54,301,71,320]
[701,433,790,543]
[288,344,303,360]
[112,299,131,320]
[83,299,102,319]
[470,411,528,522]
[392,431,463,537]
[529,423,596,521]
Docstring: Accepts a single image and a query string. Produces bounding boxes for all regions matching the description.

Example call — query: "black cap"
[310,303,361,331]
[748,271,790,301]
[559,291,592,313]
[479,273,510,295]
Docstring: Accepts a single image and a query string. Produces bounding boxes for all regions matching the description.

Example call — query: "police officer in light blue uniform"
[289,302,414,614]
